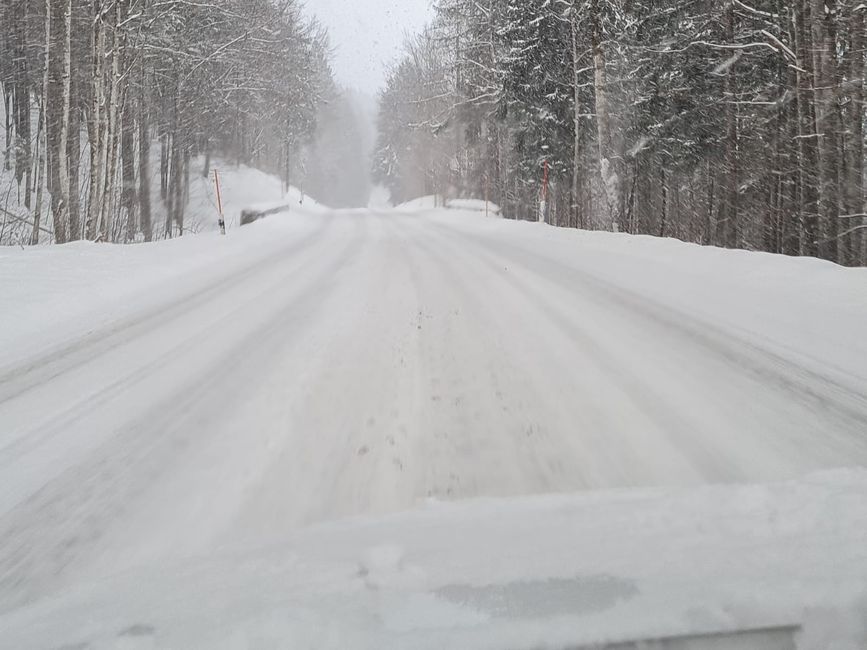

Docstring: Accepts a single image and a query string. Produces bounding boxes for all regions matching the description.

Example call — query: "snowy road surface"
[1,207,867,620]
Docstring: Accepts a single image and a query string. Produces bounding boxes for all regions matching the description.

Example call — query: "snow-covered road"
[1,207,867,616]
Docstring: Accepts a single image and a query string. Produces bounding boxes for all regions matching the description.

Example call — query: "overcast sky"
[304,0,433,92]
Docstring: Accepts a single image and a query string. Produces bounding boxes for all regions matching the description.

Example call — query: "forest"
[373,0,867,266]
[0,0,336,244]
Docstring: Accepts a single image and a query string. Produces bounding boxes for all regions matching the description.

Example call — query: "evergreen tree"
[373,0,867,266]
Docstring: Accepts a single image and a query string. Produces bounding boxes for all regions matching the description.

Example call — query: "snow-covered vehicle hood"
[3,471,867,650]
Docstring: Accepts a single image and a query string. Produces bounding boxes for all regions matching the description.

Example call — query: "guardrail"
[239,204,292,226]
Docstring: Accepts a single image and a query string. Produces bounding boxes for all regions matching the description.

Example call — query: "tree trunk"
[166,136,180,238]
[86,9,104,240]
[58,0,72,236]
[171,140,185,234]
[571,6,584,229]
[202,142,211,179]
[139,63,153,242]
[46,0,71,243]
[704,160,714,246]
[160,133,169,201]
[811,0,841,261]
[591,1,621,230]
[31,97,47,245]
[3,88,10,173]
[721,2,740,249]
[845,4,865,265]
[659,163,667,238]
[67,69,80,241]
[795,0,821,256]
[781,57,801,255]
[122,94,137,241]
[12,0,32,208]
[99,6,122,241]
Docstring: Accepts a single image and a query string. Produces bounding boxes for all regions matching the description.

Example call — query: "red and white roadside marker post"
[213,169,226,235]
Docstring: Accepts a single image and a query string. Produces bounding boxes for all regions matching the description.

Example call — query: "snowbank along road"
[1,206,867,615]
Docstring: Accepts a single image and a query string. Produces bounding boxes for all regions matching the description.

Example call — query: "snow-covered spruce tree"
[497,0,575,224]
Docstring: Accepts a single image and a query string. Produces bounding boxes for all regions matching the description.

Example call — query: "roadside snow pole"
[214,169,226,235]
[539,159,549,223]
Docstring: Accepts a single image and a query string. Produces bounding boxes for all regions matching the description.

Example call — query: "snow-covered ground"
[1,204,866,647]
[396,195,501,215]
[445,198,501,214]
[396,195,442,210]
[0,138,319,243]
[181,159,324,234]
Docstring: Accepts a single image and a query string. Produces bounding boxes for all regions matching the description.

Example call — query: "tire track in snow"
[0,213,339,471]
[0,215,363,612]
[393,214,625,495]
[0,213,336,406]
[4,207,866,619]
[229,211,431,529]
[398,215,711,489]
[422,217,867,479]
[431,218,867,427]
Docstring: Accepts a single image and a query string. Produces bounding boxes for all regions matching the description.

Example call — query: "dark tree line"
[374,0,867,266]
[0,0,333,244]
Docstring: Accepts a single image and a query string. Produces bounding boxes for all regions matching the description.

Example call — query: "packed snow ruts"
[1,206,866,616]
